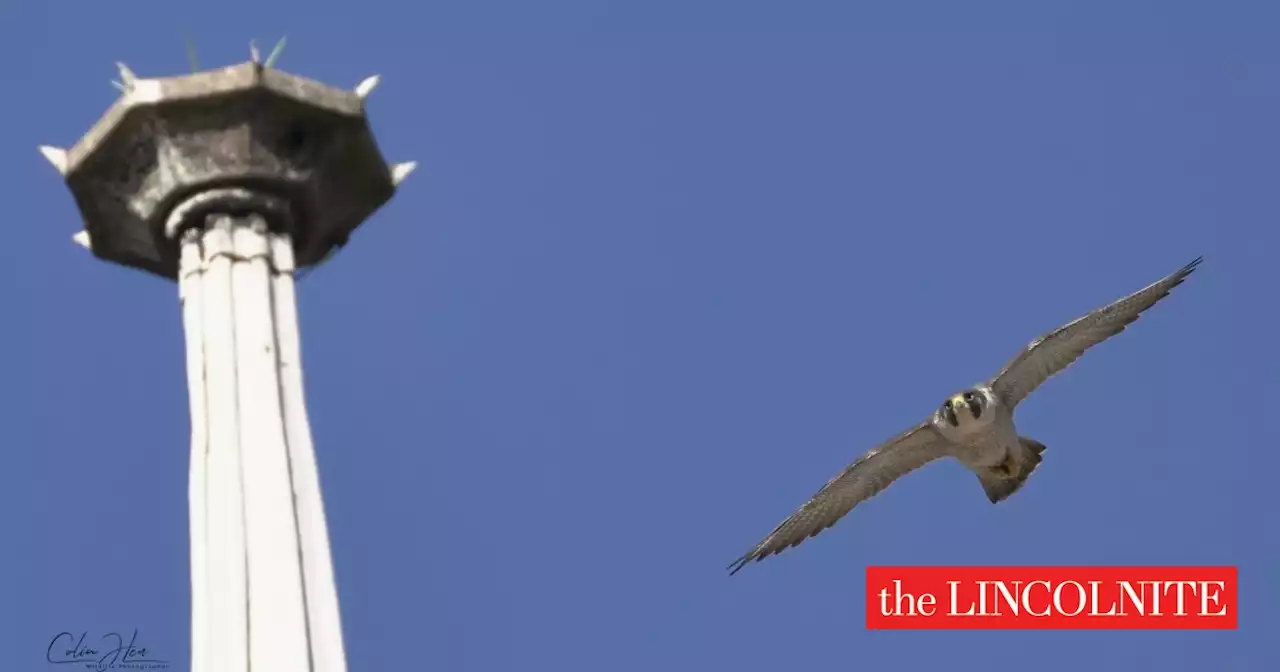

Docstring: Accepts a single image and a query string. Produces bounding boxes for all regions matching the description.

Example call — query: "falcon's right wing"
[728,421,953,575]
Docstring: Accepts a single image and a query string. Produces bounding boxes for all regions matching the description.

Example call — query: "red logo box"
[866,566,1237,629]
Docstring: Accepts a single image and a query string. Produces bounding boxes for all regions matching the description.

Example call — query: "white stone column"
[179,215,348,672]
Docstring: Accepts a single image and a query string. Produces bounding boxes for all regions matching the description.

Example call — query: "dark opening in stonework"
[282,125,309,153]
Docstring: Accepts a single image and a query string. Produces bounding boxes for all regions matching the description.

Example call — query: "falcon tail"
[976,437,1046,504]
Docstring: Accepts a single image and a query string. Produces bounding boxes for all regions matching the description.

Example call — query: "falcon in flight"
[728,257,1202,575]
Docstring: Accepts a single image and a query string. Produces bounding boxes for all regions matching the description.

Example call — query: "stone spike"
[73,231,92,250]
[116,62,137,88]
[390,161,417,186]
[264,36,287,68]
[355,75,380,100]
[39,145,68,175]
[185,35,201,73]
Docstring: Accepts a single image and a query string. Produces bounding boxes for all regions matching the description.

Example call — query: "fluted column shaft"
[179,214,347,672]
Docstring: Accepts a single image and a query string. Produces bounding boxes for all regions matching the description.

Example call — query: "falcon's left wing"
[988,256,1202,409]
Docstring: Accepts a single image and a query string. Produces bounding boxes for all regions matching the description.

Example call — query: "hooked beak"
[949,394,968,411]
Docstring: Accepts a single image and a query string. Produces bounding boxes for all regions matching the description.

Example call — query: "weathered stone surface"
[53,62,400,280]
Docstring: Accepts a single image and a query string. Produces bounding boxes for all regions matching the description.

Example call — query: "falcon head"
[940,388,988,429]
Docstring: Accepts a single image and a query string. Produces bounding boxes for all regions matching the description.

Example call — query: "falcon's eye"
[963,391,974,401]
[943,399,952,408]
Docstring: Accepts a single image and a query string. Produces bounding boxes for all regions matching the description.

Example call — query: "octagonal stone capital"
[47,61,409,280]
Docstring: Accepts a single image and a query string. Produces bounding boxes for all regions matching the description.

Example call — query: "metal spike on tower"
[40,41,414,672]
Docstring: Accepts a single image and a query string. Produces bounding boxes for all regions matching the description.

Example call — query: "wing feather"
[988,257,1201,408]
[727,422,952,575]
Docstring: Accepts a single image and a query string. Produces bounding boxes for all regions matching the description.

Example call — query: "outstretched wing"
[988,256,1201,408]
[727,422,952,575]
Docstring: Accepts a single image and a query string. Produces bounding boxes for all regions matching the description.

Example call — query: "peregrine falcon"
[727,256,1202,575]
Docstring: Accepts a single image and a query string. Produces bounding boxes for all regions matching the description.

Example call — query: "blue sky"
[1,0,1276,670]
